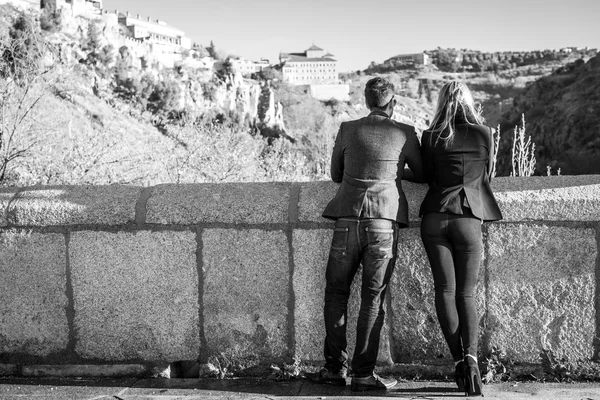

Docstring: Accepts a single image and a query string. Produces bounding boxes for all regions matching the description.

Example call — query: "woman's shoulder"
[457,123,491,132]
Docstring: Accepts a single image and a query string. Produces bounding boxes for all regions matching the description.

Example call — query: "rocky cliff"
[498,55,600,175]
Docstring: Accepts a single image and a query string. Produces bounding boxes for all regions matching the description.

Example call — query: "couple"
[308,77,503,396]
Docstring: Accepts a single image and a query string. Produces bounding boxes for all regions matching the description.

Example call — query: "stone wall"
[0,176,599,375]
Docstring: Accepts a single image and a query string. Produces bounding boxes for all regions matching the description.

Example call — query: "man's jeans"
[323,217,398,377]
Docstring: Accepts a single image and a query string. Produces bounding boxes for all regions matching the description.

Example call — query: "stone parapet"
[0,176,598,375]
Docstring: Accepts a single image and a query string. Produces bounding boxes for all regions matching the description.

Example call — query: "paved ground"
[1,377,600,400]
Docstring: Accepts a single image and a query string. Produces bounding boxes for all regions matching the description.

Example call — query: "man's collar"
[368,109,391,118]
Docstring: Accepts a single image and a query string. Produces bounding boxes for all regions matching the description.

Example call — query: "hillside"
[0,4,317,186]
[497,55,600,175]
[1,4,598,185]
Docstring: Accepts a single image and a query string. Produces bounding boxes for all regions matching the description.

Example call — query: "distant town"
[1,0,596,100]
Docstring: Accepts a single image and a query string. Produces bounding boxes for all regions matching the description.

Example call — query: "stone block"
[492,175,600,221]
[22,364,146,378]
[0,188,19,227]
[390,229,485,362]
[292,229,392,364]
[8,186,141,226]
[297,181,428,224]
[70,231,199,361]
[202,229,290,365]
[146,183,291,225]
[486,224,597,362]
[297,182,338,223]
[0,364,18,376]
[0,231,68,356]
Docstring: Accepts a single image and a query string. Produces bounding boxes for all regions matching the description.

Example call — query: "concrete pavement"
[1,377,600,399]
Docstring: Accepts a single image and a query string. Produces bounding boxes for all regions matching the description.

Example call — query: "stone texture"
[292,229,392,364]
[0,364,18,377]
[297,182,338,223]
[390,229,485,362]
[486,224,597,362]
[491,175,600,221]
[22,364,146,378]
[202,229,290,365]
[298,181,428,224]
[0,231,68,357]
[0,188,19,227]
[8,186,141,226]
[146,183,291,225]
[70,231,199,361]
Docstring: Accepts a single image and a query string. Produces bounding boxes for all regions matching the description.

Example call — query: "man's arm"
[487,127,496,182]
[402,127,425,183]
[330,125,344,183]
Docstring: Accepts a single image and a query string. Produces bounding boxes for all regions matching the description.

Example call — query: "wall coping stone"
[0,175,597,227]
[6,185,142,227]
[146,182,291,225]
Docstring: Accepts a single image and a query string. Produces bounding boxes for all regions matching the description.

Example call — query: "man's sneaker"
[350,373,397,391]
[306,368,347,386]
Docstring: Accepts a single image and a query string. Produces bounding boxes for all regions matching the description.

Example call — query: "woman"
[419,81,502,396]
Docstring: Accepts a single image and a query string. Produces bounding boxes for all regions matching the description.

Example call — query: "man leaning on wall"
[307,77,425,392]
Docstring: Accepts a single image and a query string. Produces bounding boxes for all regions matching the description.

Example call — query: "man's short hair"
[364,77,395,108]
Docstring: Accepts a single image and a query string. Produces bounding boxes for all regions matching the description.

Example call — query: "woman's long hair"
[428,81,484,147]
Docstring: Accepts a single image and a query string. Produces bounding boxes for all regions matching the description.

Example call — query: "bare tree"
[0,11,60,183]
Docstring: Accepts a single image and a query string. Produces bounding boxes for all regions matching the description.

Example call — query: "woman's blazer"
[419,123,503,222]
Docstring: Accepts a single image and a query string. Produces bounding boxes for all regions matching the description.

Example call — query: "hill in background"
[1,3,597,185]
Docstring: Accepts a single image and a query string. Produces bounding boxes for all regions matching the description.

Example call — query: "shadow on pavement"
[0,376,464,398]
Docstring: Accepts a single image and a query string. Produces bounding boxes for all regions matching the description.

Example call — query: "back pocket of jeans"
[330,227,349,258]
[366,227,394,259]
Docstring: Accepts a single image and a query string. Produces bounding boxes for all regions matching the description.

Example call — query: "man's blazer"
[419,123,503,222]
[322,110,424,226]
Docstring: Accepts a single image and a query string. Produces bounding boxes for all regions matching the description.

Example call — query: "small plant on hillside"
[39,3,62,33]
[82,21,114,78]
[490,124,501,178]
[546,165,562,176]
[510,113,536,177]
[146,76,182,119]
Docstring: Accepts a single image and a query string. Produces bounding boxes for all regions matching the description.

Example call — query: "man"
[308,77,424,391]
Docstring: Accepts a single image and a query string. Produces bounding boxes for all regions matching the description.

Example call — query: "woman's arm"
[421,132,435,186]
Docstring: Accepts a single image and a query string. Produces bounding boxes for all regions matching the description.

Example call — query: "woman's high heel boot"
[463,354,483,396]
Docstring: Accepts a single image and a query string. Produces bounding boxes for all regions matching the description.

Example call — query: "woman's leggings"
[420,212,483,360]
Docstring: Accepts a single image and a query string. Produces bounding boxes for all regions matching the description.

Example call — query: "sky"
[102,0,600,72]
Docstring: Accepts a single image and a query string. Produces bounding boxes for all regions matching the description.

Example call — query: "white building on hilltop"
[117,11,192,50]
[279,44,338,85]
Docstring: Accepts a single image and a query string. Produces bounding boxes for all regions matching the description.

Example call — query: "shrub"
[1,12,44,81]
[39,4,62,33]
[510,114,536,177]
[0,11,58,183]
[147,77,182,116]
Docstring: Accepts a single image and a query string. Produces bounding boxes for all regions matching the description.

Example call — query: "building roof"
[323,52,335,57]
[285,55,337,62]
[306,44,324,51]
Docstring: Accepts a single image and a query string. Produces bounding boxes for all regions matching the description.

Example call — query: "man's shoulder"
[389,120,416,134]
